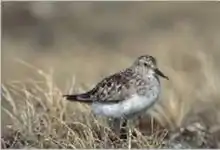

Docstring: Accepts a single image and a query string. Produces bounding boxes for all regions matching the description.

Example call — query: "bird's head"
[133,55,169,80]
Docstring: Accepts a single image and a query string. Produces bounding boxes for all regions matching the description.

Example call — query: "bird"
[63,55,169,148]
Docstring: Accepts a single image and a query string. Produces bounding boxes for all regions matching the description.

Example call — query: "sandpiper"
[63,55,169,148]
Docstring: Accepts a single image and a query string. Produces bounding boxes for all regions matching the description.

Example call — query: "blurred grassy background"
[2,1,220,148]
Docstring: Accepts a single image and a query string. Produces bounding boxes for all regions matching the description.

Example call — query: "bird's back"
[80,68,160,102]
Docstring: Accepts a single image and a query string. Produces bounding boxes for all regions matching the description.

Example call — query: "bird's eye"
[144,63,147,66]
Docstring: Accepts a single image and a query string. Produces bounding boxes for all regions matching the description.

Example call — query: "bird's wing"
[87,68,141,103]
[64,68,147,103]
[63,71,131,103]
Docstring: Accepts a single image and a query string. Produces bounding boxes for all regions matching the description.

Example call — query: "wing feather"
[88,68,140,102]
[64,68,147,104]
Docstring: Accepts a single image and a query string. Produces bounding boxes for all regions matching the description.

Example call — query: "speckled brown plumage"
[87,68,148,102]
[63,55,168,105]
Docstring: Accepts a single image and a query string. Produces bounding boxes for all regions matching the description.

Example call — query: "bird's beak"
[155,68,169,80]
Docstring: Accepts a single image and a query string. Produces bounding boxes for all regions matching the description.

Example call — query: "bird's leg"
[108,118,121,137]
[104,124,108,148]
[120,119,128,140]
[127,119,133,149]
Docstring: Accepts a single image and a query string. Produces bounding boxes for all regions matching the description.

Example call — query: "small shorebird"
[63,55,169,148]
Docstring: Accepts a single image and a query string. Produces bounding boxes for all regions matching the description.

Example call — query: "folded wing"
[63,68,139,103]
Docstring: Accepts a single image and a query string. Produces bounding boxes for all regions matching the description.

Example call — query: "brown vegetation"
[2,2,220,148]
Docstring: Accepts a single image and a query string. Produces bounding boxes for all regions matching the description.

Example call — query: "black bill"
[155,68,169,80]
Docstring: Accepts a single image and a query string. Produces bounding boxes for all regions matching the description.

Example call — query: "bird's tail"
[63,92,93,103]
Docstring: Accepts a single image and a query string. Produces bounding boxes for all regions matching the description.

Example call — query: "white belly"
[91,87,160,118]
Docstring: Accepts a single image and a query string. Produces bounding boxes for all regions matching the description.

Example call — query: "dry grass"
[2,2,220,148]
[1,50,220,148]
